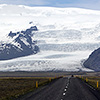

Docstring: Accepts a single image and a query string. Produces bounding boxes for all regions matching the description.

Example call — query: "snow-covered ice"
[0,4,100,71]
[0,50,93,71]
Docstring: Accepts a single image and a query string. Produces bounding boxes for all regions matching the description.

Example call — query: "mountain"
[0,4,100,43]
[0,26,39,60]
[83,48,100,71]
[0,4,100,71]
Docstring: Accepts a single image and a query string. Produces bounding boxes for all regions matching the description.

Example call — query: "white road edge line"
[86,82,95,90]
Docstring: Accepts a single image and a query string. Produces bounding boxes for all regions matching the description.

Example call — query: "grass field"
[0,77,55,100]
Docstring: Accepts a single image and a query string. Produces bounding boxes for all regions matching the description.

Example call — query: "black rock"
[8,31,17,38]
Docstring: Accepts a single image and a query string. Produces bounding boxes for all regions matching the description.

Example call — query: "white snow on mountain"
[0,4,100,71]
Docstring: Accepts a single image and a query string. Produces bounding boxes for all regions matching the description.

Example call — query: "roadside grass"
[78,76,100,90]
[0,77,56,100]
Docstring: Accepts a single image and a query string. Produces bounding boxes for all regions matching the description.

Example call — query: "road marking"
[63,93,66,96]
[86,82,95,90]
[61,78,70,100]
[64,89,67,91]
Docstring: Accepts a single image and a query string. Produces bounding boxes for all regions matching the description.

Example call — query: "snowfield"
[0,51,93,71]
[0,4,100,71]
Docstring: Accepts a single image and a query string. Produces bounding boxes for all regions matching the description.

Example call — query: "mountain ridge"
[0,26,39,60]
[0,4,100,71]
[83,48,100,71]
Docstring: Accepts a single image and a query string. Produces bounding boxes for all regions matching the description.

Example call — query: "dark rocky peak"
[83,47,100,71]
[8,31,17,38]
[8,26,38,38]
[31,26,38,31]
[0,26,39,60]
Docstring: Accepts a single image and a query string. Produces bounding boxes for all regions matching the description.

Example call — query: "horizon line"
[0,3,100,11]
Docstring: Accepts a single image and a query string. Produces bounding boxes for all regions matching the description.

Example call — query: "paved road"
[18,77,100,100]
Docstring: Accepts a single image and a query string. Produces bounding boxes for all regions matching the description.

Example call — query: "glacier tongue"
[0,5,100,71]
[0,51,93,71]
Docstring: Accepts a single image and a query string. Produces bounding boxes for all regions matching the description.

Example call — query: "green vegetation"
[0,77,55,100]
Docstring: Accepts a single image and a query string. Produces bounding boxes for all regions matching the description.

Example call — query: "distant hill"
[83,47,100,71]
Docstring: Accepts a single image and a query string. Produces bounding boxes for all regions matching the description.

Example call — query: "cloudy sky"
[0,0,100,10]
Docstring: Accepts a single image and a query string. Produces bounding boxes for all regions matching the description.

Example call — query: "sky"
[0,0,100,10]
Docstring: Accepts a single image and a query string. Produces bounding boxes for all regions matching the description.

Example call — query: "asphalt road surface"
[18,77,100,100]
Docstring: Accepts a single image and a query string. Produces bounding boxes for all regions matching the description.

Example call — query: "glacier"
[0,4,100,71]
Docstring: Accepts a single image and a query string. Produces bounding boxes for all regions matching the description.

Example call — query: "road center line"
[64,89,67,91]
[63,93,66,96]
[66,84,68,88]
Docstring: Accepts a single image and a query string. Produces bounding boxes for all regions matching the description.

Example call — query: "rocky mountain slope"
[0,26,39,60]
[83,48,100,71]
